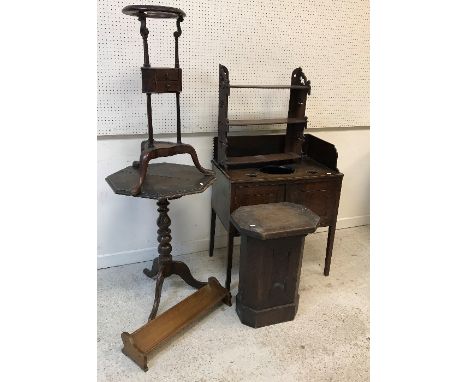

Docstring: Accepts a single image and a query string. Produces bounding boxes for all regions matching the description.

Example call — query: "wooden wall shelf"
[217,65,311,169]
[121,277,230,371]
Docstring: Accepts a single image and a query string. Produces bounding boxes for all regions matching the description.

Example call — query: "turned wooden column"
[143,198,208,321]
[143,199,171,278]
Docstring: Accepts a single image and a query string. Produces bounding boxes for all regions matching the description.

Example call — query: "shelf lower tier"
[225,152,301,167]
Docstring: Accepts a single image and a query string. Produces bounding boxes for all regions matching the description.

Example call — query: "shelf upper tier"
[227,117,307,126]
[229,84,309,89]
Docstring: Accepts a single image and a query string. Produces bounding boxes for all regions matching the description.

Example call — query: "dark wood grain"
[232,203,320,328]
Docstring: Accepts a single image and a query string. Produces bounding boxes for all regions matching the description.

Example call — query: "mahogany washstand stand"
[122,5,212,196]
[106,163,220,320]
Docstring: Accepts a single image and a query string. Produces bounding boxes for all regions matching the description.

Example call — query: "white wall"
[97,128,369,268]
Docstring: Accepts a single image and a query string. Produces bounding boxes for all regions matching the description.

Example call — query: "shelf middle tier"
[227,117,307,126]
[225,152,301,167]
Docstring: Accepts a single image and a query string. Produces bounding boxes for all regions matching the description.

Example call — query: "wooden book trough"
[121,277,230,371]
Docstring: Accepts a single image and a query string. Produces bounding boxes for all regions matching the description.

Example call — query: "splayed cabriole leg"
[131,151,151,196]
[172,261,207,289]
[131,143,213,196]
[148,268,165,321]
[143,257,159,279]
[183,144,212,175]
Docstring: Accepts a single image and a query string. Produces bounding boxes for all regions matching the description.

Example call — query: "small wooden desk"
[209,135,343,290]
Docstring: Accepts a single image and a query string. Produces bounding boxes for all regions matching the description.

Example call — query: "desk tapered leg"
[324,222,336,276]
[225,225,235,291]
[209,208,216,257]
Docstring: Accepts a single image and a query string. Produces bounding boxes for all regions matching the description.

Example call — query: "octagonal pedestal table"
[106,162,218,320]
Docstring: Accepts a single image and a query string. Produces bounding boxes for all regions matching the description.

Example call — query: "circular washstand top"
[122,5,185,19]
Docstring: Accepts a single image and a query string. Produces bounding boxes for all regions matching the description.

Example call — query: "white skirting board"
[97,215,370,269]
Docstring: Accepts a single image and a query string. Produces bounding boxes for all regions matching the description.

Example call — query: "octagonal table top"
[105,163,215,200]
[231,202,320,240]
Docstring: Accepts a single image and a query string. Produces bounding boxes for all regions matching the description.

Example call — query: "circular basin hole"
[259,165,295,175]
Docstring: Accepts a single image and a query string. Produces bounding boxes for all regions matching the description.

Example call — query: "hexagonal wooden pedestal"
[231,203,320,328]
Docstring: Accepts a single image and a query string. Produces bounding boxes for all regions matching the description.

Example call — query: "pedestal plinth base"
[235,294,300,328]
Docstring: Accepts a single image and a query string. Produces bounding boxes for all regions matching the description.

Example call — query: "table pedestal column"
[143,198,206,321]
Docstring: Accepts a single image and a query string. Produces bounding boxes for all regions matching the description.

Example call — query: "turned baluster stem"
[157,199,172,263]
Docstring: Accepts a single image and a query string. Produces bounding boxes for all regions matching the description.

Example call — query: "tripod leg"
[143,258,159,279]
[132,140,149,169]
[148,268,165,321]
[171,261,207,289]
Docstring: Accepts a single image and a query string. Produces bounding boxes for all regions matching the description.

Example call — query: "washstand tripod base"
[131,141,213,196]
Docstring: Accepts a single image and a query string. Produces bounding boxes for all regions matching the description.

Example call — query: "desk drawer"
[141,68,182,93]
[232,184,285,212]
[285,182,337,226]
